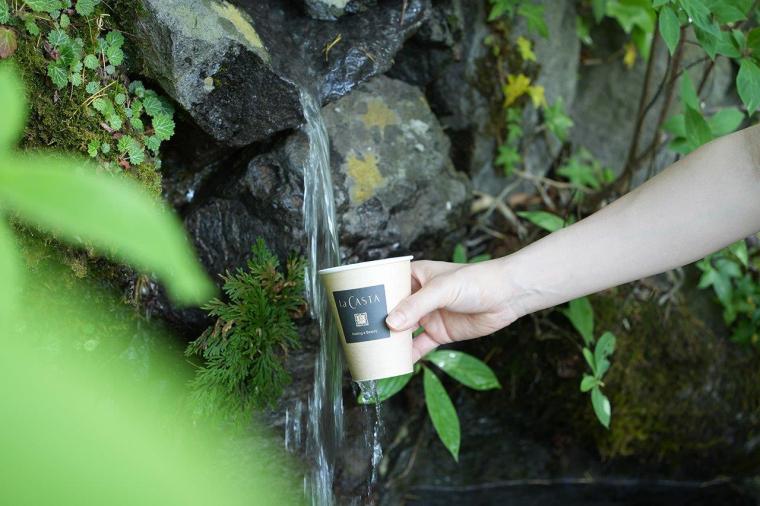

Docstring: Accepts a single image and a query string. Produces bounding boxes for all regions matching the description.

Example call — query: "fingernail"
[386,311,405,329]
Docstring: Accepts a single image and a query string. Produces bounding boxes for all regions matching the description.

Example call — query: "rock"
[132,0,428,146]
[322,76,471,262]
[182,75,470,280]
[303,0,376,20]
[133,0,303,146]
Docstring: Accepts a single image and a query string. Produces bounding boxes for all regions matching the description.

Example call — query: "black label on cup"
[333,284,391,343]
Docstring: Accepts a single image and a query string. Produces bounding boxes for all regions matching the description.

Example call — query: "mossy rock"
[590,287,760,473]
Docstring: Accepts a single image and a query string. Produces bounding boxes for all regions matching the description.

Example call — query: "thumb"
[386,278,454,331]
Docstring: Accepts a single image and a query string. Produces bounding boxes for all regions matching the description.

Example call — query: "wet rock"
[133,0,303,146]
[322,76,471,262]
[303,0,376,20]
[133,0,428,146]
[182,75,470,280]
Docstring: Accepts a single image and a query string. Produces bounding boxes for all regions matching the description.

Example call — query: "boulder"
[302,0,376,20]
[181,75,470,278]
[133,0,303,147]
[132,0,429,146]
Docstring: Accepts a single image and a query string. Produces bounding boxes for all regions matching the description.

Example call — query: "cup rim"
[318,255,414,275]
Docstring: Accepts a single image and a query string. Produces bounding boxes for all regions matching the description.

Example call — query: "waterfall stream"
[298,89,344,506]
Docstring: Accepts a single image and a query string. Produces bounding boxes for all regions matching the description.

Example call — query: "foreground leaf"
[658,6,680,55]
[685,108,712,150]
[423,366,460,461]
[357,373,413,404]
[0,154,214,304]
[426,350,501,391]
[737,59,760,114]
[0,216,19,328]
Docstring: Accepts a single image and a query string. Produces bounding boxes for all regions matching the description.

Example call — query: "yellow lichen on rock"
[345,151,385,204]
[211,0,269,61]
[361,98,399,130]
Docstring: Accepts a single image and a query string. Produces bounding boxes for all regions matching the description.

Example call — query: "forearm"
[503,124,760,316]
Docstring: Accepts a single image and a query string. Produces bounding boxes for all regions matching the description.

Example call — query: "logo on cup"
[354,312,369,327]
[333,284,390,343]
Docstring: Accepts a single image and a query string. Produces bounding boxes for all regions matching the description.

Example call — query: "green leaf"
[25,20,40,36]
[423,366,460,461]
[684,107,712,150]
[580,374,598,392]
[87,139,98,157]
[75,0,99,16]
[105,30,124,48]
[518,3,548,38]
[516,210,566,232]
[747,28,760,57]
[426,350,501,391]
[142,94,162,117]
[0,27,18,59]
[144,135,161,152]
[0,216,20,328]
[582,347,597,374]
[592,0,607,22]
[591,386,611,428]
[106,45,124,66]
[469,254,491,263]
[606,0,655,34]
[0,0,8,23]
[562,297,595,346]
[152,113,175,141]
[357,373,413,404]
[707,108,743,137]
[594,331,616,377]
[23,0,58,12]
[0,154,214,304]
[662,113,685,137]
[83,54,99,69]
[658,6,680,55]
[544,98,574,141]
[737,59,760,115]
[59,12,70,28]
[711,1,747,23]
[47,28,68,47]
[47,62,68,89]
[728,240,749,268]
[115,93,126,106]
[100,142,110,154]
[680,73,699,110]
[85,81,99,94]
[452,243,467,263]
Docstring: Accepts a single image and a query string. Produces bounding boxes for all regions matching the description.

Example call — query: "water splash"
[299,89,344,506]
[357,380,385,498]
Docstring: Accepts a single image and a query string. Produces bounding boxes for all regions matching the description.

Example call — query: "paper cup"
[319,256,414,382]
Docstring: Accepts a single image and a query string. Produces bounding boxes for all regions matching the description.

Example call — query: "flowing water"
[299,89,344,506]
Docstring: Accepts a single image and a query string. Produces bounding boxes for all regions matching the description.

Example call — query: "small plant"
[0,0,176,193]
[359,350,500,461]
[697,238,760,345]
[562,297,616,429]
[186,239,307,420]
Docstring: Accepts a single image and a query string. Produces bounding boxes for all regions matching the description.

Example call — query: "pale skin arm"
[386,124,760,361]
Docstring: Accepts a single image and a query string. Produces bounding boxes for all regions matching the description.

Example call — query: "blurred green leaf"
[707,108,744,137]
[658,6,680,55]
[0,63,26,152]
[423,366,460,461]
[0,216,19,327]
[562,297,594,346]
[580,374,598,392]
[452,243,467,264]
[594,331,616,377]
[606,0,655,34]
[517,210,566,232]
[728,240,749,268]
[357,373,413,404]
[737,59,760,114]
[426,350,501,391]
[685,107,712,150]
[583,347,597,374]
[680,73,699,110]
[591,386,611,428]
[469,254,492,263]
[0,155,214,304]
[518,3,548,38]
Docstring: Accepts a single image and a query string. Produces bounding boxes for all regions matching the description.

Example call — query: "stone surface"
[133,0,429,146]
[180,75,470,278]
[133,0,303,146]
[303,0,376,20]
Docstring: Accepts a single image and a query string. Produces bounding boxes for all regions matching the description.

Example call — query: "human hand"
[385,259,522,361]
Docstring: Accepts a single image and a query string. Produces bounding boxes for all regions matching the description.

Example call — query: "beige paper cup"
[319,256,414,382]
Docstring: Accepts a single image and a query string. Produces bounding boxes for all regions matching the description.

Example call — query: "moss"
[589,288,760,471]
